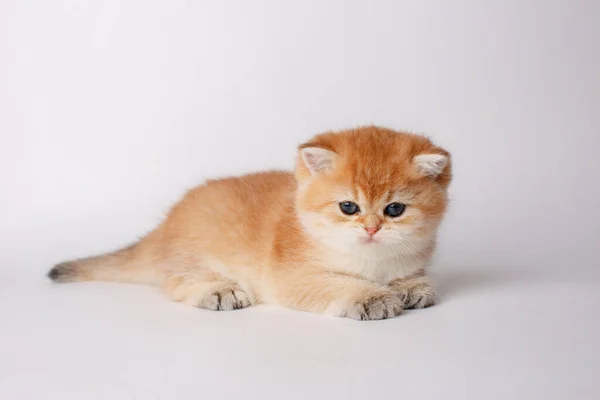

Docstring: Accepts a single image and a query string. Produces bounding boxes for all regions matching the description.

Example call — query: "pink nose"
[365,226,381,236]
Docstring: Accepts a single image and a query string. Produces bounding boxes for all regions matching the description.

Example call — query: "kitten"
[48,126,452,320]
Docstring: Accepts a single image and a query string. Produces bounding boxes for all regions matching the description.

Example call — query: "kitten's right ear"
[300,147,338,175]
[413,153,448,177]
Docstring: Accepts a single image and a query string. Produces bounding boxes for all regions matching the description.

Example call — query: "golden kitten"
[49,126,452,320]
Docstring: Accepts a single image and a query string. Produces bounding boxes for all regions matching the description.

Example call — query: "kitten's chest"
[328,253,423,284]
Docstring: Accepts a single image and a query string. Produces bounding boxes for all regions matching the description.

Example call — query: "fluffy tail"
[48,243,164,286]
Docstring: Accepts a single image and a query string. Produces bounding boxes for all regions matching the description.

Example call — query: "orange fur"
[49,126,452,320]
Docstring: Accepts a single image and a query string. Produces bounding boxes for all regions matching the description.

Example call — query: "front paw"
[397,284,436,309]
[205,287,251,311]
[343,292,403,321]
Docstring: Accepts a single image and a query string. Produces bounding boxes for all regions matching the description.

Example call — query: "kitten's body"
[49,126,451,320]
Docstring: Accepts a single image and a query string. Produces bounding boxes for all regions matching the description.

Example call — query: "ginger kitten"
[49,126,452,320]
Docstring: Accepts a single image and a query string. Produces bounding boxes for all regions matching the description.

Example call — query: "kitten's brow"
[388,189,415,204]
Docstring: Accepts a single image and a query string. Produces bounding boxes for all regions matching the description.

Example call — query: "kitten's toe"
[344,292,403,321]
[205,288,251,311]
[402,285,436,309]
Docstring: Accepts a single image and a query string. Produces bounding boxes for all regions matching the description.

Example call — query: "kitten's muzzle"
[364,226,381,236]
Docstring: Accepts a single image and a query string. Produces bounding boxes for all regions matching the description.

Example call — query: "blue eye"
[384,203,406,218]
[339,201,360,215]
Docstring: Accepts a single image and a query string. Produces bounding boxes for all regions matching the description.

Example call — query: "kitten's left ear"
[413,153,449,177]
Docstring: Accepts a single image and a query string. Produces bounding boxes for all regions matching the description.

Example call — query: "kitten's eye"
[339,201,360,215]
[384,202,406,218]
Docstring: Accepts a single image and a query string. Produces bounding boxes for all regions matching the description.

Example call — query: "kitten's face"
[295,127,451,259]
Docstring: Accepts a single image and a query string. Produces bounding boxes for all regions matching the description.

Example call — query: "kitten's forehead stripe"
[350,162,398,204]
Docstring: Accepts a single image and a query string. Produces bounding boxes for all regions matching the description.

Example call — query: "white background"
[1,1,599,399]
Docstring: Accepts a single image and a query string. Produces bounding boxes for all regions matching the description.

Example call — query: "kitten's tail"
[48,242,164,286]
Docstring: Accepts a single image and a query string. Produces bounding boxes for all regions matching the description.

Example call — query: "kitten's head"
[295,126,452,259]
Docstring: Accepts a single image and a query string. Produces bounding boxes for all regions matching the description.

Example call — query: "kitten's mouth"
[361,236,379,244]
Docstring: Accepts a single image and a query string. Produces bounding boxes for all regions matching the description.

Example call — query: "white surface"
[1,1,599,399]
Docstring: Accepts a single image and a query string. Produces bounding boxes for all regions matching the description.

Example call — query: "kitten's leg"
[274,270,403,320]
[389,273,436,309]
[164,271,251,311]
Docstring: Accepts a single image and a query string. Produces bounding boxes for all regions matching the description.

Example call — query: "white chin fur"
[298,212,428,260]
[298,212,430,283]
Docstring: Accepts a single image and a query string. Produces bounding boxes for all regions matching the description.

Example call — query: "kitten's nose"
[364,226,381,236]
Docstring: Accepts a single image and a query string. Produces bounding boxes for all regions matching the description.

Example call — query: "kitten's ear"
[413,153,448,177]
[300,147,338,175]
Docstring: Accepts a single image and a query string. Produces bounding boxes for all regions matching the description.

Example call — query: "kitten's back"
[49,171,297,284]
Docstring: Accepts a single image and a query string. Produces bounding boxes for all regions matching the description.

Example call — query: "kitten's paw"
[399,284,436,309]
[343,292,403,321]
[203,288,251,311]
